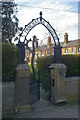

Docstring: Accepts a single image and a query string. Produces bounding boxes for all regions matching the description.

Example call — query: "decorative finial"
[39,11,42,21]
[40,11,42,16]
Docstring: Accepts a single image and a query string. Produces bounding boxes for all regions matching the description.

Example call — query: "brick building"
[25,33,80,64]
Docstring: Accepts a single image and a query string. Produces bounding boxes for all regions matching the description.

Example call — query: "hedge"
[62,55,79,76]
[2,43,18,82]
[37,55,80,92]
[37,55,53,92]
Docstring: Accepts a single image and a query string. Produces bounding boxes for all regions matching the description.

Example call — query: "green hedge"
[37,55,53,92]
[62,55,79,76]
[37,55,80,92]
[2,43,18,82]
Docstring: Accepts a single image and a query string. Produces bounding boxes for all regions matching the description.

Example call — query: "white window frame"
[42,52,44,56]
[47,51,50,56]
[65,49,68,54]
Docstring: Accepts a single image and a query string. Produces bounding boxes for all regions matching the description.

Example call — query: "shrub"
[62,55,79,77]
[29,64,39,81]
[37,55,80,92]
[2,43,18,82]
[37,56,53,92]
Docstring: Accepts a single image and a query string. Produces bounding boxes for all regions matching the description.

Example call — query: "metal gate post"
[16,40,25,64]
[54,45,62,63]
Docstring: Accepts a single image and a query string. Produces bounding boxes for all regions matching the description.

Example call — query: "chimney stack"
[35,40,38,48]
[47,36,51,47]
[64,33,68,44]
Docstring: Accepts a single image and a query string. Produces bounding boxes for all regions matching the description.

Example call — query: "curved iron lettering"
[19,12,60,46]
[17,12,62,64]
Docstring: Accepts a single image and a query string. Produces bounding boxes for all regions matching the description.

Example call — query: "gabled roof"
[37,39,80,51]
[37,44,53,51]
[26,39,80,52]
[61,39,80,47]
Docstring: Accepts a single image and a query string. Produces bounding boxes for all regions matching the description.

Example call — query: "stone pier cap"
[49,63,67,69]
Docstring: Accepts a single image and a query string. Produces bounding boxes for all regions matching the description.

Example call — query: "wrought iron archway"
[17,11,62,64]
[19,11,60,46]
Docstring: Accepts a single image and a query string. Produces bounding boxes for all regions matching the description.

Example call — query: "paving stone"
[11,99,78,118]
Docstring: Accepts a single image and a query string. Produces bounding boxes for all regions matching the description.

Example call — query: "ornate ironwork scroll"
[17,11,62,64]
[19,11,60,46]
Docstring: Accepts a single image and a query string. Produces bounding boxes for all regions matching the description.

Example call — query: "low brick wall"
[65,76,80,103]
[2,82,15,117]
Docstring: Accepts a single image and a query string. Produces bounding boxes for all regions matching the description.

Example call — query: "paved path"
[12,99,78,118]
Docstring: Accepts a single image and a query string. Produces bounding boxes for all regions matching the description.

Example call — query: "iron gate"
[29,70,40,105]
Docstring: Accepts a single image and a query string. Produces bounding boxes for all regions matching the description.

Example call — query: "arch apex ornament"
[19,11,60,46]
[40,11,42,16]
[40,11,42,21]
[17,11,62,63]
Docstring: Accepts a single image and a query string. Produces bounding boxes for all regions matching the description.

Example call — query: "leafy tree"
[2,42,18,82]
[1,1,18,43]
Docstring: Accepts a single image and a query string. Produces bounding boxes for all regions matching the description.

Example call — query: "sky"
[14,0,79,45]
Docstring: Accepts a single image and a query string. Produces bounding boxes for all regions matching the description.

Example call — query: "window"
[78,48,80,52]
[37,53,39,58]
[35,54,39,59]
[42,52,44,56]
[72,48,73,54]
[47,51,50,56]
[35,54,37,58]
[30,53,32,57]
[65,49,68,54]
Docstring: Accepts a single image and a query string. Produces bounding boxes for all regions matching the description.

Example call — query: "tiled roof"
[37,39,80,50]
[61,39,80,47]
[26,39,80,52]
[36,45,53,51]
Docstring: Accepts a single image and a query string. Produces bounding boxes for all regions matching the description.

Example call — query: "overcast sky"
[14,0,79,45]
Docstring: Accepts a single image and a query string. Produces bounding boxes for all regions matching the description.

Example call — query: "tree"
[12,24,38,80]
[1,1,18,43]
[26,35,38,80]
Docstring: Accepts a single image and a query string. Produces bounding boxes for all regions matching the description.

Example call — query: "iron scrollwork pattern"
[19,11,60,46]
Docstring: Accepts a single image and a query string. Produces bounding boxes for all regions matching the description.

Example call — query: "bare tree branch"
[26,38,32,53]
[25,35,38,81]
[26,45,32,53]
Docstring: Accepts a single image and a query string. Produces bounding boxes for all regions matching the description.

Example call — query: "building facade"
[25,33,80,64]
